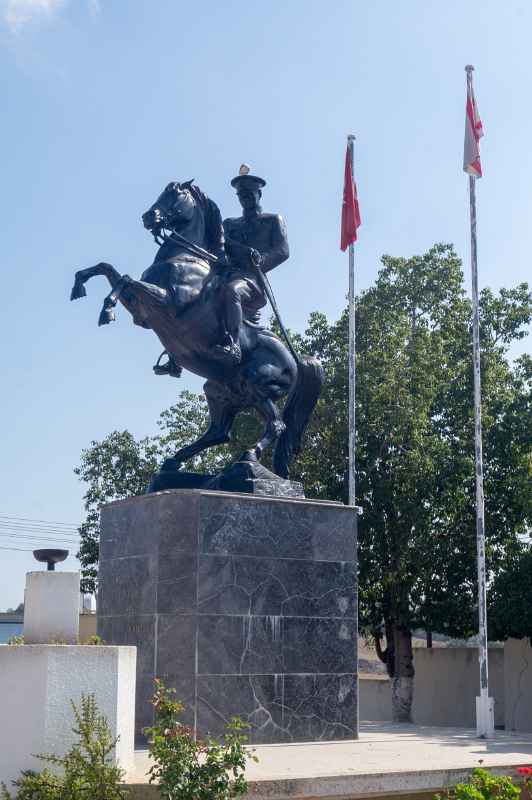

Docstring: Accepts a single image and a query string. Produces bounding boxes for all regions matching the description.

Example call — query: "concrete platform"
[125,723,532,799]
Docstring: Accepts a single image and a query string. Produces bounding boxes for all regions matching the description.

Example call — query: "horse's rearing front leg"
[70,262,122,301]
[98,274,134,326]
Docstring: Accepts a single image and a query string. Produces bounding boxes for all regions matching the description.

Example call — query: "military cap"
[230,163,266,190]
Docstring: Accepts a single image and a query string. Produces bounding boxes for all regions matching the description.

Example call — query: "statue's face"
[237,187,261,213]
[142,182,195,234]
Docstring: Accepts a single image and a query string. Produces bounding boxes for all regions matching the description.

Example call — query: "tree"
[75,244,531,721]
[489,541,532,642]
[4,603,24,614]
[290,244,531,720]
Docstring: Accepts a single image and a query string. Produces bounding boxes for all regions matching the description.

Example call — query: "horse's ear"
[181,179,195,189]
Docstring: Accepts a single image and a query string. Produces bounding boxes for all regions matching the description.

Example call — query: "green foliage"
[4,602,24,613]
[84,634,105,646]
[145,679,256,800]
[7,634,24,645]
[489,542,532,641]
[1,694,127,800]
[289,246,531,669]
[2,769,63,800]
[435,767,520,799]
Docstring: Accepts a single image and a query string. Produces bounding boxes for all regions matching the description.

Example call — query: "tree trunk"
[374,619,395,678]
[391,624,414,723]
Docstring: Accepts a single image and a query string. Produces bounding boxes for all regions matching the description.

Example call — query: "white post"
[466,64,494,738]
[24,571,80,644]
[347,134,357,508]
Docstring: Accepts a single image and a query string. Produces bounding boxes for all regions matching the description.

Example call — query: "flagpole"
[347,134,356,507]
[465,64,494,739]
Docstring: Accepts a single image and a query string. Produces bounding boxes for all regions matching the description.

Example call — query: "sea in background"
[0,623,23,643]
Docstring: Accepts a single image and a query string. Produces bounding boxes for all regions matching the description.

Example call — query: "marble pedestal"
[98,489,358,743]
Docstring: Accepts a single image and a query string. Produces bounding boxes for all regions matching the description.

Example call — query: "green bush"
[1,694,127,800]
[436,768,520,799]
[6,634,24,645]
[145,678,257,800]
[84,634,105,646]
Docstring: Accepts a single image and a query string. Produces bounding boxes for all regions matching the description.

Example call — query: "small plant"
[84,634,105,645]
[517,767,532,798]
[1,694,127,800]
[7,634,24,645]
[436,768,520,799]
[145,678,257,800]
[1,769,62,800]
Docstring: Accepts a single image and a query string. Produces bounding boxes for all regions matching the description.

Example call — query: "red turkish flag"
[340,144,361,251]
[464,80,484,178]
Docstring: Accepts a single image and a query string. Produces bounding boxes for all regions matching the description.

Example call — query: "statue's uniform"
[220,213,289,329]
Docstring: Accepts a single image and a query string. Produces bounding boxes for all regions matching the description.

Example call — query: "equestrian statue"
[70,165,324,489]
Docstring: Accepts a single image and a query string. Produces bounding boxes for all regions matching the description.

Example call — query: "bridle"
[150,187,218,264]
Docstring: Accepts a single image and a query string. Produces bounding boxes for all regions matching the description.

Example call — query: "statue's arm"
[261,215,289,273]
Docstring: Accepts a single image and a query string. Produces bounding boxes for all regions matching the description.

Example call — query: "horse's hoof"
[70,282,86,301]
[98,307,115,326]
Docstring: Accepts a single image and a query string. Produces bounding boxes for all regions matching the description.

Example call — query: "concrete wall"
[413,647,504,728]
[359,647,504,728]
[359,675,392,721]
[79,612,97,642]
[504,638,532,733]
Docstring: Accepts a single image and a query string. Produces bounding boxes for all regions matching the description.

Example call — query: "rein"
[154,227,218,264]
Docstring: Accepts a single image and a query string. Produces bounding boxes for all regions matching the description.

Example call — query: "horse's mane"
[189,184,224,257]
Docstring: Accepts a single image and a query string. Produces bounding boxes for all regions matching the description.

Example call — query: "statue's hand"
[249,248,263,268]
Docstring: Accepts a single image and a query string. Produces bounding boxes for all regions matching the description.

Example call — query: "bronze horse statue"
[70,181,323,479]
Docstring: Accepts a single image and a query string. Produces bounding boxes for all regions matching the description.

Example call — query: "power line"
[0,515,80,529]
[0,533,78,545]
[0,519,79,532]
[0,523,79,535]
[0,526,79,540]
[0,515,82,553]
[0,517,79,531]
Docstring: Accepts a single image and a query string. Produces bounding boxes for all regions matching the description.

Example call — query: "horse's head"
[142,180,196,236]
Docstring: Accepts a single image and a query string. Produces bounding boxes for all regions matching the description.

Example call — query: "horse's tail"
[273,355,325,479]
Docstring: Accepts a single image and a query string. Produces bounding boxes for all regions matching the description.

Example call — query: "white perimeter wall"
[360,647,505,728]
[504,638,532,733]
[413,647,504,728]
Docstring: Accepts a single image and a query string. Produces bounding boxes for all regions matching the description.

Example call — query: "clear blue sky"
[0,0,530,609]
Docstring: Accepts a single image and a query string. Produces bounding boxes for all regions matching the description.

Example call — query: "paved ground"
[126,722,532,798]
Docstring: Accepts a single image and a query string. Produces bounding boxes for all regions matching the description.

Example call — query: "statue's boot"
[153,351,183,378]
[214,335,242,364]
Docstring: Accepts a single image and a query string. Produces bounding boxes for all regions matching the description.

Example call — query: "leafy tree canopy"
[489,541,532,642]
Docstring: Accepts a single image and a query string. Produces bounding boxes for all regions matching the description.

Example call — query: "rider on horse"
[155,165,289,375]
[217,165,289,364]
